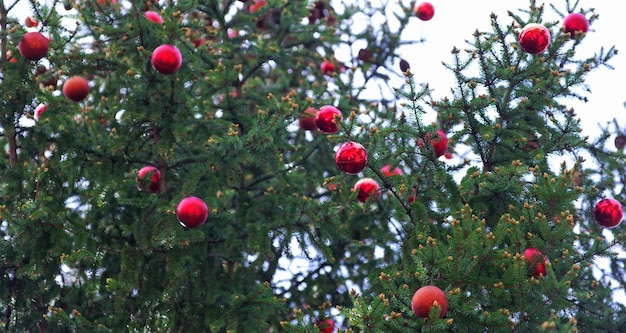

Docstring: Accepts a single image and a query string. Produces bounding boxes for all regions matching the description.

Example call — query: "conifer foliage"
[1,0,625,332]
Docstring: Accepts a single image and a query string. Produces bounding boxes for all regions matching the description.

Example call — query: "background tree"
[0,0,625,332]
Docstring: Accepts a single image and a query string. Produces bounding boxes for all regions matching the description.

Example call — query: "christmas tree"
[1,0,625,332]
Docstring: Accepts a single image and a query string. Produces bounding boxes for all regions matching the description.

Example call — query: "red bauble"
[315,105,342,134]
[381,164,403,177]
[191,36,206,48]
[519,23,551,54]
[249,0,266,13]
[34,103,47,121]
[593,198,623,228]
[408,188,416,204]
[18,32,49,61]
[523,248,547,277]
[411,286,448,318]
[151,44,182,74]
[298,107,318,131]
[316,318,335,333]
[25,16,39,28]
[353,178,380,203]
[419,130,449,157]
[563,13,589,37]
[414,2,435,21]
[176,196,209,228]
[431,130,448,157]
[136,166,161,193]
[320,60,336,75]
[615,135,626,150]
[62,76,90,102]
[6,50,18,63]
[145,11,163,24]
[335,141,368,174]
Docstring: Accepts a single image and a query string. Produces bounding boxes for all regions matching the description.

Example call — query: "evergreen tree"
[1,0,624,332]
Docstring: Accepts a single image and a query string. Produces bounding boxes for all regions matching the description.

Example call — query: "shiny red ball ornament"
[34,103,47,121]
[353,178,380,203]
[316,318,335,333]
[315,105,342,134]
[249,0,266,13]
[25,16,39,28]
[63,76,90,102]
[615,134,626,150]
[320,60,336,75]
[414,2,435,21]
[519,23,551,54]
[18,32,49,61]
[381,164,403,177]
[151,44,182,74]
[523,248,547,277]
[136,166,161,193]
[563,13,589,37]
[431,130,448,157]
[411,286,448,318]
[335,141,367,174]
[145,11,163,24]
[593,198,623,228]
[176,196,209,228]
[298,107,318,131]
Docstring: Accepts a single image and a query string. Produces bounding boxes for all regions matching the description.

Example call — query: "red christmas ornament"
[381,164,403,177]
[298,107,318,131]
[145,11,163,24]
[414,2,435,21]
[519,23,551,54]
[18,32,49,61]
[315,105,342,134]
[593,198,623,228]
[431,130,448,157]
[615,134,626,150]
[249,0,266,13]
[151,44,182,74]
[563,13,589,37]
[335,141,367,174]
[411,285,448,318]
[353,178,380,203]
[136,166,161,193]
[25,16,39,28]
[62,76,90,102]
[316,318,335,333]
[320,60,336,75]
[34,103,47,121]
[176,196,209,228]
[523,248,547,277]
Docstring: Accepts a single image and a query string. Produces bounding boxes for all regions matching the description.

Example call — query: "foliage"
[1,0,625,332]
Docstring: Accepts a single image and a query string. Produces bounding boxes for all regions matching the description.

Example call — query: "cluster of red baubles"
[18,22,94,104]
[298,103,448,206]
[518,12,590,54]
[518,197,622,279]
[136,165,210,229]
[523,248,547,277]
